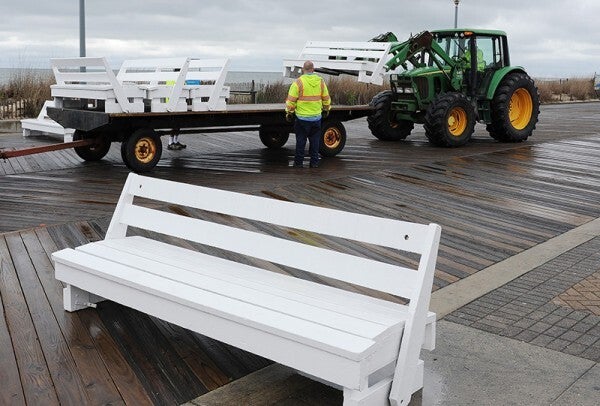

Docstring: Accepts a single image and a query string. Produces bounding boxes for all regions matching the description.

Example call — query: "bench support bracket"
[63,284,105,312]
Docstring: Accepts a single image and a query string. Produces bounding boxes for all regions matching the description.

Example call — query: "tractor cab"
[431,29,510,97]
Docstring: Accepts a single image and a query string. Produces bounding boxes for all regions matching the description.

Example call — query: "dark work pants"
[294,118,321,166]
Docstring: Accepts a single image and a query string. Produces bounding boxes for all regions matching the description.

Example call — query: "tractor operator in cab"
[285,60,331,168]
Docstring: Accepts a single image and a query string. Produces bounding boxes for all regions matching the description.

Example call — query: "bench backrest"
[117,57,190,87]
[107,173,440,302]
[117,57,190,112]
[283,41,392,85]
[186,58,230,110]
[51,57,133,109]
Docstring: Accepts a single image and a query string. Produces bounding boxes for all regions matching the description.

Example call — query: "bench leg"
[343,378,392,406]
[63,284,105,312]
[422,320,436,351]
[343,359,424,406]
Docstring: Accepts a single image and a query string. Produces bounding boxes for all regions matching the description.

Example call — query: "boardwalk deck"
[1,102,600,404]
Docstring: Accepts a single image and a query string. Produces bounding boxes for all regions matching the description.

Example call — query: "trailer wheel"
[259,127,289,149]
[72,130,111,161]
[487,72,540,142]
[319,120,346,157]
[121,128,162,172]
[367,90,414,141]
[424,92,475,147]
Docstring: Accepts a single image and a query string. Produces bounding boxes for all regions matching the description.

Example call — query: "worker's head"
[302,60,315,73]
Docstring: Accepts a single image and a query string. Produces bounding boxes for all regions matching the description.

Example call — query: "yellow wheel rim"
[447,106,467,136]
[134,137,157,164]
[509,88,533,130]
[323,127,341,149]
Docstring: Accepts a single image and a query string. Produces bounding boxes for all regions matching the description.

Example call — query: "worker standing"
[285,61,331,168]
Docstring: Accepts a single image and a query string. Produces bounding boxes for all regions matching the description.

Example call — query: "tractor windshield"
[432,32,508,69]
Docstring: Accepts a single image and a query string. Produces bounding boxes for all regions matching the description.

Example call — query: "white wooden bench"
[117,57,191,112]
[52,173,441,406]
[185,58,231,111]
[21,100,75,141]
[51,57,146,113]
[283,41,393,85]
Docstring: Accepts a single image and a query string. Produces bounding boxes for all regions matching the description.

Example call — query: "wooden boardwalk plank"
[5,232,89,405]
[0,258,26,406]
[0,103,600,403]
[0,236,59,406]
[20,229,125,405]
[34,227,155,406]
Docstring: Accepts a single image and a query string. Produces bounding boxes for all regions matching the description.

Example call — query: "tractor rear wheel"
[368,90,414,141]
[424,92,476,147]
[487,72,540,142]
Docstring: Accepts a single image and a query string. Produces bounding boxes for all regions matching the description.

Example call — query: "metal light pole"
[79,0,86,57]
[454,0,460,29]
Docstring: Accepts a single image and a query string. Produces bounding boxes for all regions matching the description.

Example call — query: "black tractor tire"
[120,128,162,173]
[319,120,346,157]
[424,92,476,147]
[259,127,289,149]
[72,130,111,161]
[487,72,540,142]
[367,90,414,141]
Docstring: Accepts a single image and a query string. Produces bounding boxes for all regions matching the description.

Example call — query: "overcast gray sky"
[1,0,599,78]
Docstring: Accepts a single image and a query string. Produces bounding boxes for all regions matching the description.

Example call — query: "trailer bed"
[43,103,374,172]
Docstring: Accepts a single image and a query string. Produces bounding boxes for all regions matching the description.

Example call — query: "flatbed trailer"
[27,103,373,172]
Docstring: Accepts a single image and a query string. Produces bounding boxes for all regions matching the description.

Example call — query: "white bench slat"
[76,242,397,340]
[55,257,369,390]
[124,175,432,254]
[118,204,420,299]
[100,236,411,326]
[54,248,380,360]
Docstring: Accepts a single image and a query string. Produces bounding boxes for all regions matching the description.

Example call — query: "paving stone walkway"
[446,237,600,362]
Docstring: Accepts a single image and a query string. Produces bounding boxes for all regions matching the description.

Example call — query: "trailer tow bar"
[0,138,98,160]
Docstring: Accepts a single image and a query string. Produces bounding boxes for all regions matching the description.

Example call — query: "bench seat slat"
[54,248,391,360]
[75,241,400,340]
[119,205,420,298]
[100,236,416,326]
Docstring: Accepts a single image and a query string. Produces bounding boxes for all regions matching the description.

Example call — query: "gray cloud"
[1,0,599,77]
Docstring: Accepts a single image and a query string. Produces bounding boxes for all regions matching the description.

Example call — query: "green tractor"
[367,29,540,146]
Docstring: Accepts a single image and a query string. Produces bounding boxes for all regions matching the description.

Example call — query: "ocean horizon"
[0,67,286,86]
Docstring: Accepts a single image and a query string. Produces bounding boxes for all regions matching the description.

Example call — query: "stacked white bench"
[52,173,441,406]
[50,56,230,114]
[21,100,75,140]
[283,41,393,85]
[51,57,146,113]
[117,57,230,112]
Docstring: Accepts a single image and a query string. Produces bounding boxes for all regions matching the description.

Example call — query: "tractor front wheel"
[487,72,540,142]
[424,92,476,147]
[121,128,162,172]
[367,90,414,141]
